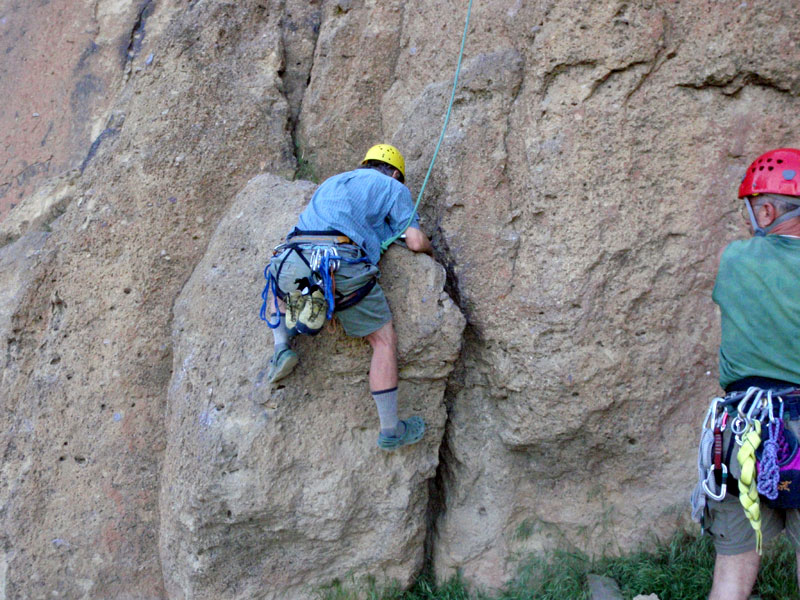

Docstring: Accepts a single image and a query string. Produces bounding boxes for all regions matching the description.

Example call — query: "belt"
[726,376,800,394]
[286,229,355,245]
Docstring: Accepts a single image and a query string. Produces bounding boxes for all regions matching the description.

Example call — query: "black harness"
[271,229,377,312]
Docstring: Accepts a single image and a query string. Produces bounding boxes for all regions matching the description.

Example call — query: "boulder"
[159,174,465,599]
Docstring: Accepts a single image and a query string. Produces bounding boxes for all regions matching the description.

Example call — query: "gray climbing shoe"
[377,416,426,451]
[267,346,298,383]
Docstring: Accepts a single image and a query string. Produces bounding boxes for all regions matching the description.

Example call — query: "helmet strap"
[744,198,765,236]
[763,206,800,234]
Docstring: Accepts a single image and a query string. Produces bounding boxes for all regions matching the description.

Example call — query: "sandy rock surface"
[0,1,296,597]
[2,0,800,597]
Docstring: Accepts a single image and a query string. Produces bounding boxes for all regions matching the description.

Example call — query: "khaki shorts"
[705,417,800,555]
[268,244,391,338]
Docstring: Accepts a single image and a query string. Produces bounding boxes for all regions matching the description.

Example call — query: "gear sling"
[259,230,375,329]
[692,386,800,554]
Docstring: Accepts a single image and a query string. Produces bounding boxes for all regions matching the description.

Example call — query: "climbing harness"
[259,230,372,330]
[692,385,800,554]
[379,0,473,252]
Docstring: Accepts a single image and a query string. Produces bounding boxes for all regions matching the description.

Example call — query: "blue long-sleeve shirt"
[295,168,418,265]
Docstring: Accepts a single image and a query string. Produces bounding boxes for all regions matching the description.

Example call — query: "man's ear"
[757,201,778,228]
[392,169,401,181]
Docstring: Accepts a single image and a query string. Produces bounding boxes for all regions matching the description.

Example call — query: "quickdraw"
[699,396,728,503]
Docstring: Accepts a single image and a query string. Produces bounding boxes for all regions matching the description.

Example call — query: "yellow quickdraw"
[737,420,763,554]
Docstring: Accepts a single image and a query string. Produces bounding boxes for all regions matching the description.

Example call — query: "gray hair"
[751,193,800,216]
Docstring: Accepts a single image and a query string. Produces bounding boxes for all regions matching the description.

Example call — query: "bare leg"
[796,551,800,592]
[365,321,398,391]
[708,551,760,600]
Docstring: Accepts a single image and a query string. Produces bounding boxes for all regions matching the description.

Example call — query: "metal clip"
[703,397,722,431]
[746,389,765,423]
[702,464,728,502]
[768,389,776,423]
[327,245,340,271]
[737,387,759,421]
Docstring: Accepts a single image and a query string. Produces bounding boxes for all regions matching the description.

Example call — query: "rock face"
[2,0,800,598]
[159,174,464,599]
[0,2,297,597]
[0,0,162,219]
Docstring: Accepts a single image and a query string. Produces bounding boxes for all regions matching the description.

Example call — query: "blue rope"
[380,0,473,252]
[317,252,338,321]
[259,265,281,329]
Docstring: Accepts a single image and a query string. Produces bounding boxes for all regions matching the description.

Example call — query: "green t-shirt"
[712,235,800,389]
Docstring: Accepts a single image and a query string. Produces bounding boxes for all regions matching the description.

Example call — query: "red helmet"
[739,148,800,198]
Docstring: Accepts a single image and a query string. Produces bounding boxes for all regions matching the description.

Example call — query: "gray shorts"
[705,417,800,555]
[268,243,391,338]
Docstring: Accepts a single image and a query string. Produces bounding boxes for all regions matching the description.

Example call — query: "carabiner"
[731,416,748,436]
[702,464,728,502]
[768,389,776,423]
[737,387,759,421]
[703,397,722,431]
[746,389,765,422]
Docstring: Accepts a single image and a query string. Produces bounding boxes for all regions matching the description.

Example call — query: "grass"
[316,531,800,600]
[293,141,318,183]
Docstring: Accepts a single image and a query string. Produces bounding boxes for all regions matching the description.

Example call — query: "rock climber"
[704,148,800,600]
[263,143,433,451]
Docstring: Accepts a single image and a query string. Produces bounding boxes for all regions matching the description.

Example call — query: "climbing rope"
[380,0,474,252]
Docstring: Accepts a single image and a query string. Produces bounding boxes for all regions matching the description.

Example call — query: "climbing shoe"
[267,345,298,383]
[377,416,426,451]
[296,289,327,335]
[285,290,305,332]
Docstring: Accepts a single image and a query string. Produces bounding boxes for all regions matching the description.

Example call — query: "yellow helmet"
[361,144,405,180]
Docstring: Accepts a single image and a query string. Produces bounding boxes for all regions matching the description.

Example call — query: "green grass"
[594,532,798,600]
[316,531,800,600]
[293,142,318,183]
